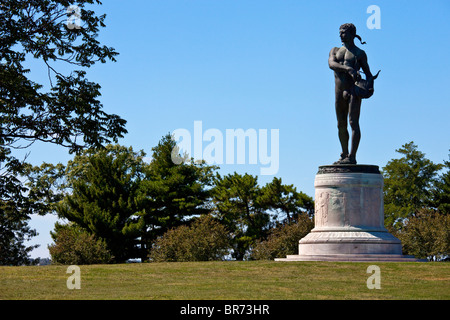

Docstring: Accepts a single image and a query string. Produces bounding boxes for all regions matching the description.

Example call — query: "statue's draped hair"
[340,23,366,45]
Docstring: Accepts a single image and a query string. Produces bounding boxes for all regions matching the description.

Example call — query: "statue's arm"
[329,47,358,81]
[358,50,373,79]
[328,47,351,73]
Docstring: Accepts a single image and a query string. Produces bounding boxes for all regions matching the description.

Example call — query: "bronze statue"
[328,23,380,164]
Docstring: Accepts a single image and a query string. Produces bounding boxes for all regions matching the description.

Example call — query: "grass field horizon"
[1,261,449,300]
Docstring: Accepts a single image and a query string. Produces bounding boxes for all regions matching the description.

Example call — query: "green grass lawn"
[0,261,449,300]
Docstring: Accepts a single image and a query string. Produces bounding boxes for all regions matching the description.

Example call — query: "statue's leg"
[348,95,362,164]
[335,91,349,162]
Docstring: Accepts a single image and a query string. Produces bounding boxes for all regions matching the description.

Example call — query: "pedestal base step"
[275,254,425,262]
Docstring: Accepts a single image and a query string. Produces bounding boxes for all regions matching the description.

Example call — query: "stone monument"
[276,164,419,261]
[276,24,420,262]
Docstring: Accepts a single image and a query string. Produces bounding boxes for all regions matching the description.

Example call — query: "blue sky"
[22,0,450,258]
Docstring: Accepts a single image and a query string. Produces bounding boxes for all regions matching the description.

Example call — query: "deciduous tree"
[382,142,442,228]
[394,209,449,261]
[48,222,112,265]
[0,0,126,264]
[251,215,314,260]
[149,215,231,262]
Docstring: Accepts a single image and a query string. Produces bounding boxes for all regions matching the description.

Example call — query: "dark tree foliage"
[431,155,450,215]
[57,145,145,263]
[139,134,218,260]
[259,177,314,223]
[0,0,125,151]
[0,184,39,265]
[0,0,126,265]
[54,136,218,262]
[212,172,270,261]
[382,142,442,228]
[210,173,314,260]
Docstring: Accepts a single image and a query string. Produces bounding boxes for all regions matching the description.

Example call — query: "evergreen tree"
[259,177,314,223]
[57,145,146,262]
[212,172,271,260]
[51,135,217,263]
[140,134,218,259]
[212,174,314,260]
[431,154,450,215]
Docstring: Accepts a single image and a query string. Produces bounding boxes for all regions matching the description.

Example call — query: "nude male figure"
[328,23,374,164]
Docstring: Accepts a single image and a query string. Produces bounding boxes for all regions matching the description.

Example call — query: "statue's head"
[339,23,366,45]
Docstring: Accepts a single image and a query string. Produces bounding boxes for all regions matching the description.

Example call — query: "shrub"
[394,209,450,261]
[48,223,112,265]
[149,215,231,262]
[251,214,314,260]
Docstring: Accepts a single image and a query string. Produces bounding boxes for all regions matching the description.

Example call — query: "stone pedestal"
[276,165,421,262]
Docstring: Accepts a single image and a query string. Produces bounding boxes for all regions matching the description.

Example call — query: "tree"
[149,215,231,262]
[431,154,450,215]
[259,177,314,223]
[0,148,38,265]
[49,135,217,263]
[394,209,449,261]
[382,142,442,228]
[212,172,271,260]
[0,198,39,265]
[139,134,218,257]
[57,145,146,263]
[25,162,66,215]
[0,1,126,265]
[211,173,314,260]
[0,0,125,152]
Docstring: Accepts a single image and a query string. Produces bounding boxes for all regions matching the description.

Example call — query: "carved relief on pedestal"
[328,191,346,227]
[315,191,329,227]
